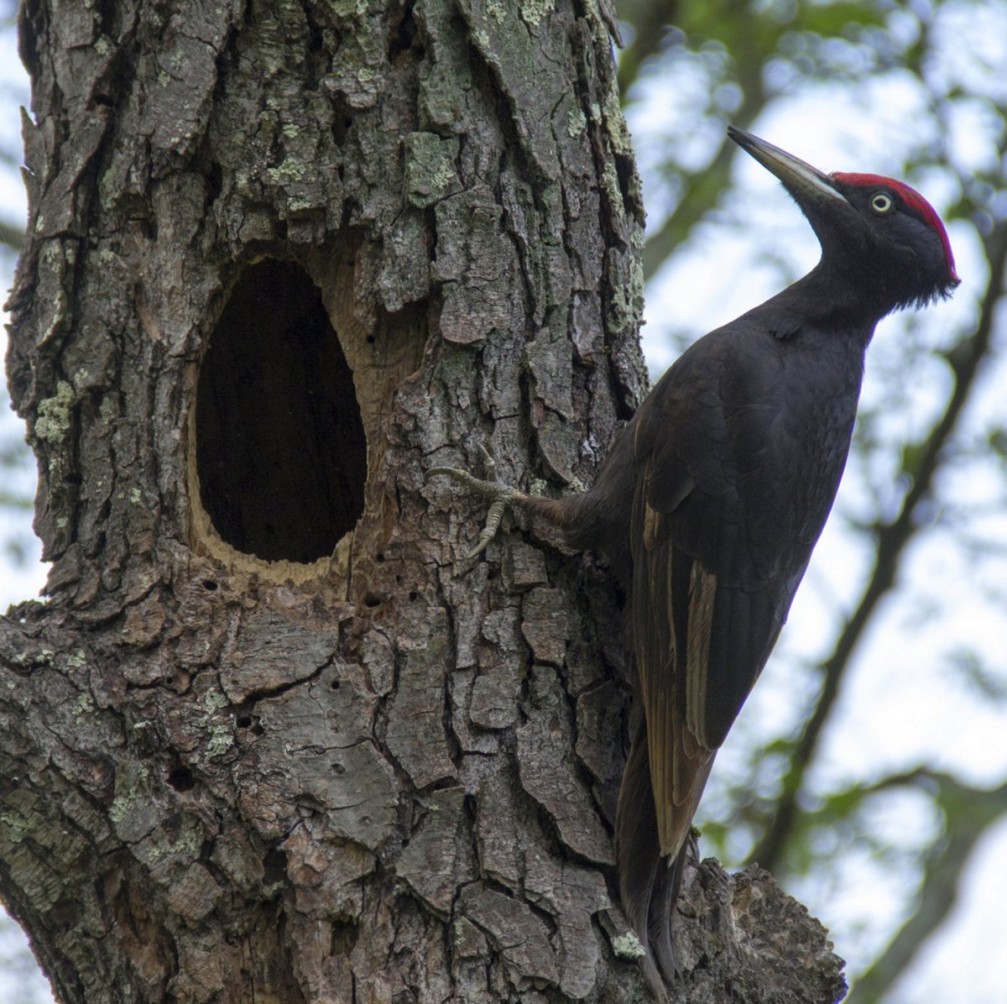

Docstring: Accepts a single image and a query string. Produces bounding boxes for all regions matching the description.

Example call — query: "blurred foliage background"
[1,1,1005,1001]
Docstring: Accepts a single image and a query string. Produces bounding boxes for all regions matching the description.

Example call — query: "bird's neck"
[762,260,892,346]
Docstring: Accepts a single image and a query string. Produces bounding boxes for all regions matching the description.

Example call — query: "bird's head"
[728,126,959,315]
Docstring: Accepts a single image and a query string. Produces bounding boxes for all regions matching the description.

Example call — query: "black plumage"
[431,126,958,990]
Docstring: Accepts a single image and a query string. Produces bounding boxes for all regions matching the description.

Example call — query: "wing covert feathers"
[685,564,717,746]
[632,490,716,861]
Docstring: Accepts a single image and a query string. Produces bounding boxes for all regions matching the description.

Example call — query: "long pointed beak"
[727,126,847,206]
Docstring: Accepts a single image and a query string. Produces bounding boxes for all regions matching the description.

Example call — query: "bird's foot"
[427,446,526,558]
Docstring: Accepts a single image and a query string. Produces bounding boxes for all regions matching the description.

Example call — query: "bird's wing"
[629,466,717,859]
[629,333,802,858]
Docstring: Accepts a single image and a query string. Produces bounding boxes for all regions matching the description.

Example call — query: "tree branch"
[847,772,1007,1003]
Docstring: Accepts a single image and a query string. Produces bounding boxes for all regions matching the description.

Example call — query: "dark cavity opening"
[196,259,366,563]
[167,766,195,792]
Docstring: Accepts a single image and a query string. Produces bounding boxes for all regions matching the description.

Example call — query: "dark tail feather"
[616,724,679,993]
[646,846,679,981]
[616,726,659,934]
[648,838,691,981]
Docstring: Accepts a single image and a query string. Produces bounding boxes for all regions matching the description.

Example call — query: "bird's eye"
[870,192,894,215]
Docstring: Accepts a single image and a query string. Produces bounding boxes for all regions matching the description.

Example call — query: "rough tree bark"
[1,0,846,1001]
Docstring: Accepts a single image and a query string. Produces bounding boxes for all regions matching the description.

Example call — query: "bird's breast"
[734,331,865,574]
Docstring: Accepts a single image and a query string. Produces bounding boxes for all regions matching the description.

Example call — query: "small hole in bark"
[167,766,195,792]
[331,919,359,955]
[330,680,341,691]
[363,593,383,608]
[204,160,223,206]
[408,590,418,601]
[196,259,366,563]
[388,2,417,60]
[236,715,252,728]
[262,847,287,885]
[376,552,385,562]
[202,578,219,591]
[366,334,375,344]
[331,111,354,146]
[332,762,346,775]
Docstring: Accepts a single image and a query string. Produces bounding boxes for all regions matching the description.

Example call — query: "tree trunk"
[1,0,845,1001]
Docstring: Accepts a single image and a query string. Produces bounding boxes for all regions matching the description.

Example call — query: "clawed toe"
[427,455,523,557]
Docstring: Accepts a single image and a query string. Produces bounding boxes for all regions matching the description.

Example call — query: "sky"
[2,4,1007,1004]
[626,11,1007,1000]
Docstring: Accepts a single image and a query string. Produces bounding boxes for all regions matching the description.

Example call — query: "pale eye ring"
[870,192,894,214]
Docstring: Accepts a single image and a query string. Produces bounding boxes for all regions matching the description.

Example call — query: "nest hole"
[195,259,366,563]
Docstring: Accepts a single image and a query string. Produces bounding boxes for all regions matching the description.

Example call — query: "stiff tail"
[615,723,698,993]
